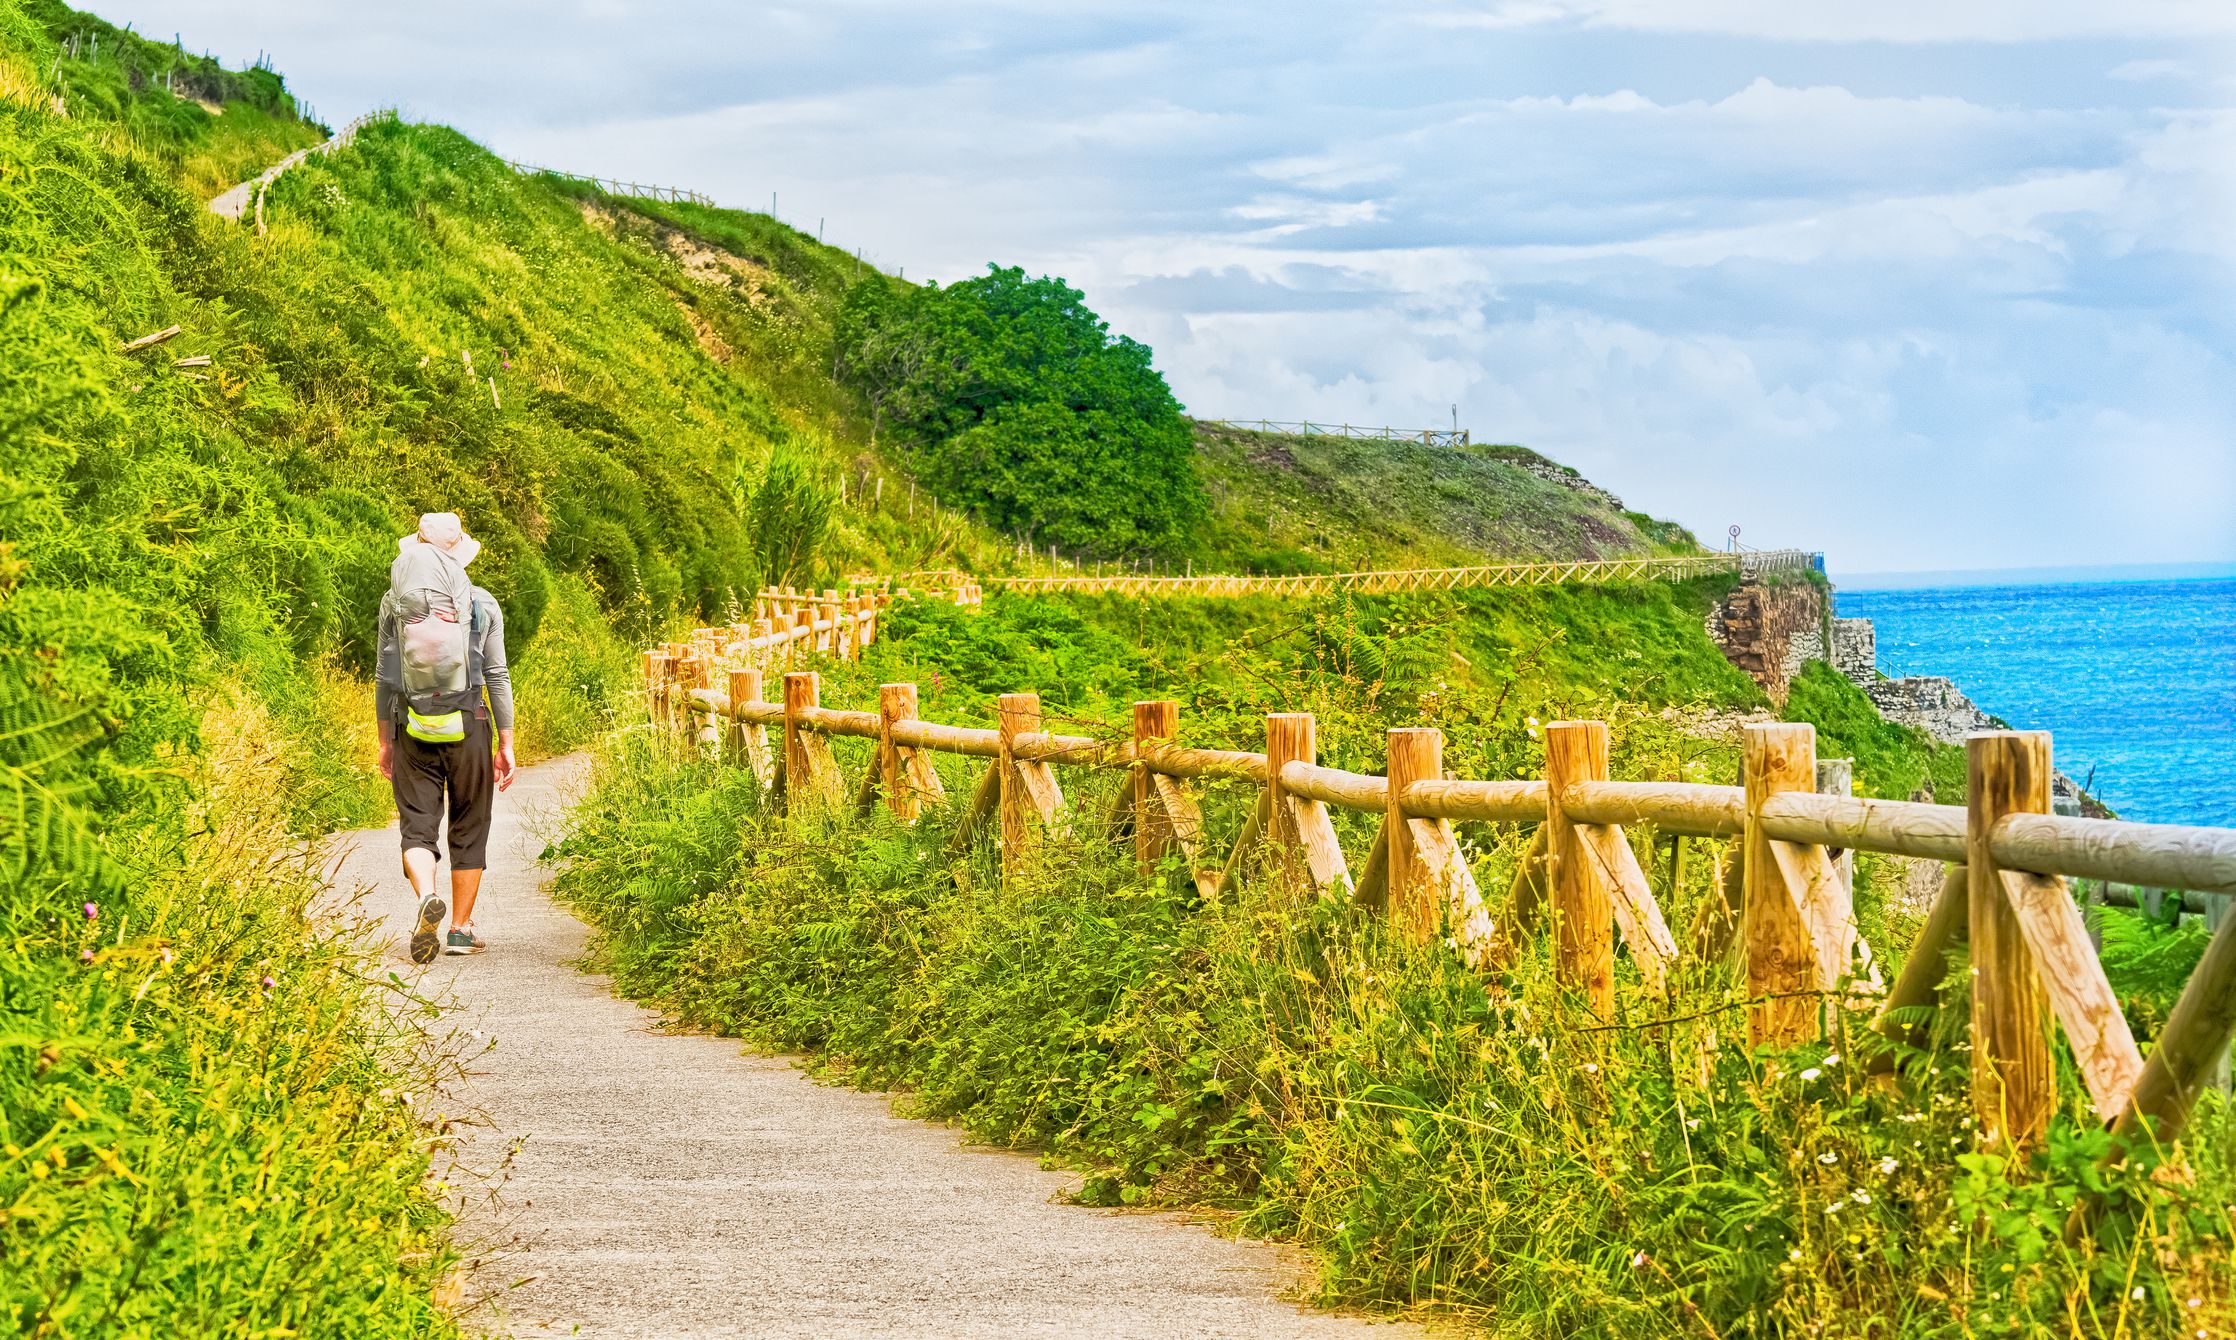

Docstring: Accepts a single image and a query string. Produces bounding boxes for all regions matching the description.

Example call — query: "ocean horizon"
[1834,574,2235,827]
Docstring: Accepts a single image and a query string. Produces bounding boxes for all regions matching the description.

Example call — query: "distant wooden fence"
[989,550,1817,599]
[638,631,2236,1165]
[1203,418,1471,448]
[506,161,714,206]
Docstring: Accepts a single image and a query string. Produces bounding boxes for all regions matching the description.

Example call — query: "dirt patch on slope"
[579,199,774,310]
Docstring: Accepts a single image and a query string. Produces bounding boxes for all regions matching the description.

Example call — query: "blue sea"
[1835,577,2236,827]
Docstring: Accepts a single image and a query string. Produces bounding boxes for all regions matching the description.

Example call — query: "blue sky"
[129,1,2236,572]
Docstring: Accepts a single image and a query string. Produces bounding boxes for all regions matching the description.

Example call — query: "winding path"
[334,755,1427,1339]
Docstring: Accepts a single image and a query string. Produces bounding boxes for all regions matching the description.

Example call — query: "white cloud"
[108,0,2236,570]
[1410,0,2236,43]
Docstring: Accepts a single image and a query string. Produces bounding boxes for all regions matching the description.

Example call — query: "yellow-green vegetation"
[28,0,327,198]
[1190,422,1699,573]
[553,590,2235,1338]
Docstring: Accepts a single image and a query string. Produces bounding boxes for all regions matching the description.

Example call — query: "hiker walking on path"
[376,512,518,964]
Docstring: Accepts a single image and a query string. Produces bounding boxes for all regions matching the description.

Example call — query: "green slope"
[1191,421,1699,572]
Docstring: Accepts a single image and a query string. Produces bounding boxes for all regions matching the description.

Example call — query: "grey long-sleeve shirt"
[376,585,515,731]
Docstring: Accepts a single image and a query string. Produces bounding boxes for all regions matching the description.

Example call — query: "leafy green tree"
[834,266,1204,555]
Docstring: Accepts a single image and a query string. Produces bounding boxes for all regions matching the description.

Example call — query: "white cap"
[406,512,481,567]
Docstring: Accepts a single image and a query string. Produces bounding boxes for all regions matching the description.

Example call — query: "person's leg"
[393,731,450,964]
[401,846,438,900]
[442,711,496,953]
[450,867,482,927]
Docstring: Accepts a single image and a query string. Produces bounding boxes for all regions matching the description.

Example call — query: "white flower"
[1878,1157,1898,1174]
[1818,1152,1839,1165]
[1685,1118,1700,1130]
[1825,1201,1843,1215]
[1799,1068,1822,1082]
[1852,1190,1871,1205]
[1788,1248,1802,1261]
[1582,1062,1599,1074]
[1630,1251,1647,1268]
[1822,1052,1840,1066]
[2132,1288,2146,1301]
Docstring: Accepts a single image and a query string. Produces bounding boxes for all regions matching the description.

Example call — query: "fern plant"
[0,663,116,893]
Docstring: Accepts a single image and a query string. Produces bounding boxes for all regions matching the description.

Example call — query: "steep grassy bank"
[552,588,2235,1336]
[1189,423,1697,573]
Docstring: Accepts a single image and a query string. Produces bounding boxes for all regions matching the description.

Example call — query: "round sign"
[1727,525,1742,539]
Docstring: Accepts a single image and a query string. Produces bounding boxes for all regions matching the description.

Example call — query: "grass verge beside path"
[552,722,2236,1340]
[1,698,460,1337]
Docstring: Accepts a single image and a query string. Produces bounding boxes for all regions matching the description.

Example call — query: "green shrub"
[834,266,1205,555]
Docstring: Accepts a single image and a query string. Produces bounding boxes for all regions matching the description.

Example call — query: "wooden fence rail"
[638,651,2236,1164]
[506,161,715,206]
[987,550,1817,599]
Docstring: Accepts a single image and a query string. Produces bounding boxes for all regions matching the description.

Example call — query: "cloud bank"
[123,0,2236,570]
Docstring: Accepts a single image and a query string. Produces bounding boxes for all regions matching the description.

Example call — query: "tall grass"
[553,715,2234,1338]
[1,694,460,1336]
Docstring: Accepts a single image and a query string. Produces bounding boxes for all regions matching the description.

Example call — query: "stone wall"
[1831,618,1875,684]
[1706,580,1826,702]
[1863,676,2000,744]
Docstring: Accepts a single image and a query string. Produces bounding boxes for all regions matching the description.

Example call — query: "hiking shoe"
[409,895,447,965]
[444,926,487,956]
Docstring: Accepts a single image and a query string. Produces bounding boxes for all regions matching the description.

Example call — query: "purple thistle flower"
[83,901,97,920]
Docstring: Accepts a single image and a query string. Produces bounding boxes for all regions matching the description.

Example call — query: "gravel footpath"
[335,754,1431,1339]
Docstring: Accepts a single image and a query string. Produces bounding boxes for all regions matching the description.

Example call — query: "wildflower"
[1878,1156,1898,1175]
[1852,1190,1871,1205]
[1685,1118,1700,1130]
[1799,1068,1822,1081]
[82,901,98,921]
[1818,1152,1838,1165]
[159,947,174,965]
[79,949,93,964]
[1788,1248,1802,1261]
[2189,1298,2201,1309]
[1630,1251,1647,1268]
[1582,1062,1599,1074]
[1825,1200,1842,1215]
[261,975,276,991]
[1822,1052,1840,1066]
[2133,1288,2146,1301]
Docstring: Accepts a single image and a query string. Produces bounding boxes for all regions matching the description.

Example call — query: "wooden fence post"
[643,651,667,724]
[782,671,815,798]
[1545,722,1615,1018]
[728,668,769,784]
[781,671,843,815]
[1969,731,2056,1150]
[1385,727,1441,942]
[877,683,941,820]
[1745,723,1821,1047]
[1265,713,1314,881]
[1133,700,1178,879]
[998,692,1039,881]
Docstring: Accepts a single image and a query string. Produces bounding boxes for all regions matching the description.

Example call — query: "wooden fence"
[504,161,715,206]
[636,645,2236,1163]
[1201,418,1472,448]
[988,550,1817,599]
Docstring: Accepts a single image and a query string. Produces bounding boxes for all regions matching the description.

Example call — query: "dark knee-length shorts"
[393,706,494,871]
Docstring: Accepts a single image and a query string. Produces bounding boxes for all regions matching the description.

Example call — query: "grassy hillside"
[1190,422,1699,573]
